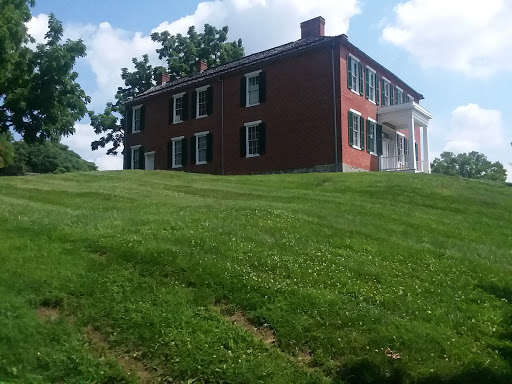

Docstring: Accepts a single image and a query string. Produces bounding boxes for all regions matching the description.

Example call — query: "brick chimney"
[300,16,325,39]
[197,60,208,73]
[156,73,171,85]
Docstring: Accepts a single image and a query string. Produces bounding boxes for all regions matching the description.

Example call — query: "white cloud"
[438,104,511,181]
[382,0,512,77]
[153,0,361,54]
[25,13,49,45]
[61,123,122,171]
[444,104,506,153]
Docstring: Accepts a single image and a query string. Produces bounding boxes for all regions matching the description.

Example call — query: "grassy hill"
[0,171,511,383]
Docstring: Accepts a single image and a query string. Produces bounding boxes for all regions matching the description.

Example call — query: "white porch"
[377,102,433,173]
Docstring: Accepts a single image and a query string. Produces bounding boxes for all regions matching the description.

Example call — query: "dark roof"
[127,34,424,104]
[127,35,337,104]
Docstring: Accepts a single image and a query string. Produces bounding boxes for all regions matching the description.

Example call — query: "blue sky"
[28,0,512,178]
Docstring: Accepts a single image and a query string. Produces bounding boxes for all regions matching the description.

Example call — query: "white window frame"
[244,120,262,158]
[350,109,362,149]
[194,131,209,165]
[173,92,185,124]
[367,117,377,156]
[130,145,141,170]
[195,86,209,119]
[132,104,142,133]
[144,151,155,171]
[382,77,391,107]
[349,54,360,95]
[171,136,184,168]
[396,86,404,105]
[245,70,261,108]
[366,66,376,104]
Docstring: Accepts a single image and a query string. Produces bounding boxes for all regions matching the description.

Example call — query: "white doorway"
[144,152,155,170]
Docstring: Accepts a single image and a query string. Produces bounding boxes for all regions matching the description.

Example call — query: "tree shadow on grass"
[336,359,511,384]
[336,283,512,384]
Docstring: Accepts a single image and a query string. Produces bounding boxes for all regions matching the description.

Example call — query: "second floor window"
[198,89,208,117]
[396,87,404,105]
[173,94,184,123]
[382,79,391,107]
[247,75,260,106]
[241,70,266,107]
[366,67,376,103]
[132,104,144,133]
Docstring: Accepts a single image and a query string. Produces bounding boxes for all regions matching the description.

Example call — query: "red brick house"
[124,17,432,174]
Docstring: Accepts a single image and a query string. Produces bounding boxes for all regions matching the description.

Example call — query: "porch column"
[423,125,430,173]
[408,116,417,171]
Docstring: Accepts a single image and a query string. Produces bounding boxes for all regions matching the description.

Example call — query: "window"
[246,71,261,107]
[366,67,376,103]
[195,132,208,164]
[244,121,262,157]
[382,78,391,107]
[348,109,363,149]
[173,93,185,124]
[131,146,141,169]
[367,119,377,154]
[396,87,404,105]
[351,57,359,94]
[407,94,414,103]
[132,105,142,133]
[172,137,184,168]
[196,86,209,118]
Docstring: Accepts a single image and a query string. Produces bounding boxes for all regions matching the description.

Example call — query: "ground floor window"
[172,138,183,168]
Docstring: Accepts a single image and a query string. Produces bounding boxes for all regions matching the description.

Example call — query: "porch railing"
[380,155,410,171]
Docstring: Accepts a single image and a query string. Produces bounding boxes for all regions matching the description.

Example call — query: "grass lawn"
[0,171,511,383]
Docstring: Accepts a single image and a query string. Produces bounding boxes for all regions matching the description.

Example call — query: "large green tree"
[431,151,507,183]
[90,24,244,156]
[0,140,97,175]
[0,133,14,168]
[0,2,90,142]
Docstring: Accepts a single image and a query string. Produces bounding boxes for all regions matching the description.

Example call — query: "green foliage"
[0,140,97,175]
[0,133,14,168]
[0,7,90,142]
[90,24,244,156]
[431,151,507,183]
[89,55,159,156]
[0,172,511,383]
[151,24,244,78]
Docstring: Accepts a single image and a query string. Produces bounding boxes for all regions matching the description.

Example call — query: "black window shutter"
[240,127,247,157]
[391,87,394,105]
[259,71,266,103]
[366,120,371,153]
[182,94,189,121]
[375,76,380,105]
[168,141,173,169]
[240,77,247,107]
[206,133,213,162]
[348,111,354,146]
[181,138,188,166]
[360,116,365,150]
[207,87,214,115]
[168,99,173,124]
[126,107,133,134]
[140,106,145,131]
[259,122,266,155]
[365,67,369,99]
[358,62,364,96]
[381,78,385,106]
[376,124,383,156]
[191,91,197,119]
[415,142,419,162]
[190,137,196,164]
[124,148,131,170]
[404,138,408,155]
[347,54,352,89]
[139,146,145,170]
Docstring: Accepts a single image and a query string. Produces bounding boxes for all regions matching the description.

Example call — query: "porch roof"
[377,102,432,130]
